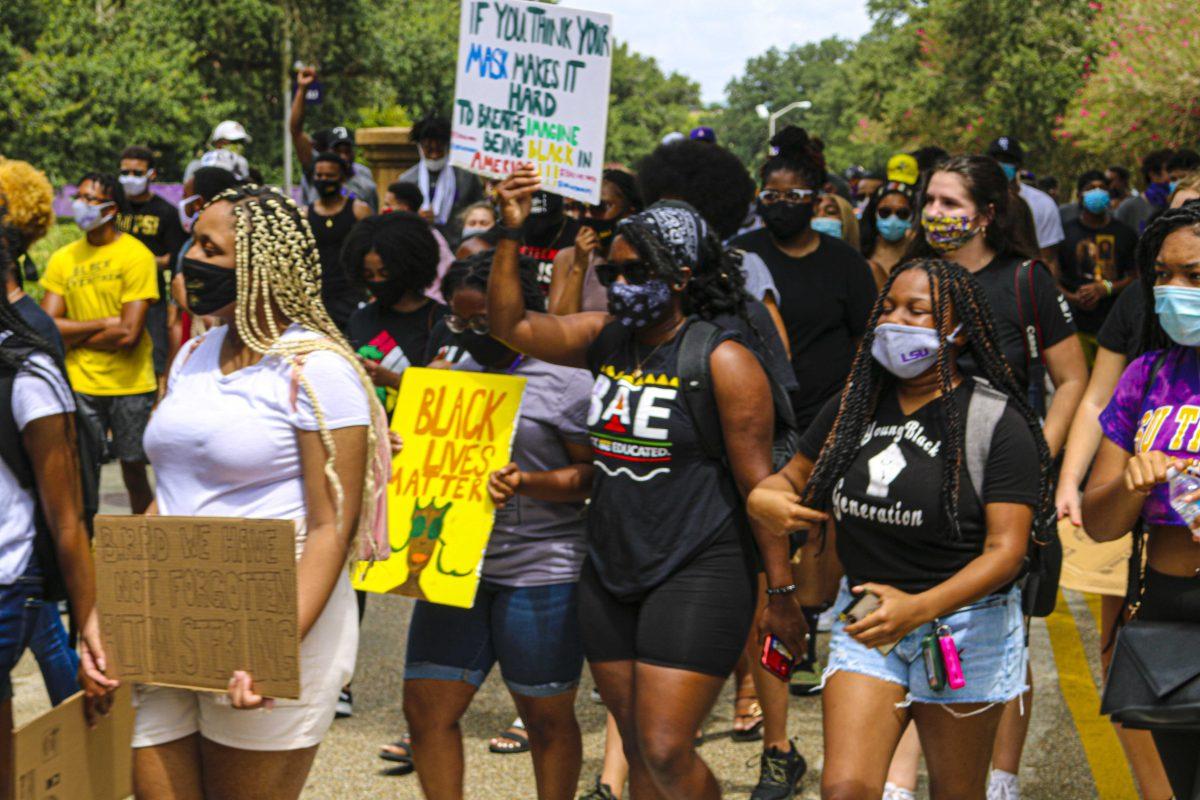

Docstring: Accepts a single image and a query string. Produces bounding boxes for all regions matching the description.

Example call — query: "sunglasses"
[877,207,913,221]
[119,169,149,177]
[758,189,815,205]
[583,200,613,218]
[446,314,489,335]
[595,260,655,287]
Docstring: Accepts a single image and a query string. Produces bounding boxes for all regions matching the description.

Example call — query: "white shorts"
[132,573,358,752]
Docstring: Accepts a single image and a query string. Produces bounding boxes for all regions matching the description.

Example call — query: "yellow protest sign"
[353,367,526,608]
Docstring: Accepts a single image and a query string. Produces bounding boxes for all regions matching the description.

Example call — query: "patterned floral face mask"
[922,212,981,253]
[607,280,672,329]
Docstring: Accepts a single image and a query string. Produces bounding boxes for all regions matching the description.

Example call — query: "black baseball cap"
[986,136,1024,165]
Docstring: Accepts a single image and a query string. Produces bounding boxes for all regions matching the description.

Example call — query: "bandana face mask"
[607,280,672,329]
[922,213,981,253]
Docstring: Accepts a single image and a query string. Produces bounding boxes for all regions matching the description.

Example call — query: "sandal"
[488,721,530,754]
[731,695,764,742]
[379,733,412,764]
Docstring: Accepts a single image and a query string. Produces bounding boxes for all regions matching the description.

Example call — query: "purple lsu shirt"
[1100,347,1200,526]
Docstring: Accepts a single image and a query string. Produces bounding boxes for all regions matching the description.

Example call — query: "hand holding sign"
[488,463,522,508]
[497,164,542,227]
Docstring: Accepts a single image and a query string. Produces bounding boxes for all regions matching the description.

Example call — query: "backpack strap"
[677,319,727,461]
[0,344,39,489]
[964,377,1009,502]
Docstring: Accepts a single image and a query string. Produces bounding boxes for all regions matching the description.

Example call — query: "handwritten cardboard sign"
[353,367,525,608]
[450,0,614,204]
[13,685,134,800]
[94,516,300,698]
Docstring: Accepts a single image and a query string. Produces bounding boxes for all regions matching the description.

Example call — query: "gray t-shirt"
[737,249,781,305]
[453,354,592,586]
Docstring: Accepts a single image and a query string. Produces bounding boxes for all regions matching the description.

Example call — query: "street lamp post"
[756,100,813,141]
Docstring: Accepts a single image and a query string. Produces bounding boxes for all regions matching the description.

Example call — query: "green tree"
[1059,0,1200,166]
[1,0,223,182]
[606,42,701,166]
[719,37,891,176]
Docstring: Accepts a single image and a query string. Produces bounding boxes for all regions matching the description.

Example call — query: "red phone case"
[761,635,795,681]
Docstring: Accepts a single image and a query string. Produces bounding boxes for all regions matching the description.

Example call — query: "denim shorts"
[0,560,45,703]
[825,579,1027,706]
[405,579,584,698]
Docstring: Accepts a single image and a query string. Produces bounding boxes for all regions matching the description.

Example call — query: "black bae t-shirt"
[728,229,877,429]
[1097,283,1145,360]
[585,320,750,598]
[800,382,1039,593]
[1058,217,1138,334]
[959,256,1076,389]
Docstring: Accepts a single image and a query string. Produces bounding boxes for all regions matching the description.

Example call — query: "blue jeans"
[405,580,584,697]
[29,601,80,705]
[825,579,1027,705]
[0,561,45,703]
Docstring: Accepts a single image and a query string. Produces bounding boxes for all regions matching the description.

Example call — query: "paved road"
[9,467,1133,799]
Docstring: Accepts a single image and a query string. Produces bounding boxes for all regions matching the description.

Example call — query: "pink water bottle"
[936,625,966,690]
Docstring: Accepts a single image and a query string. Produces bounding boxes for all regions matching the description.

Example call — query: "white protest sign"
[451,0,614,204]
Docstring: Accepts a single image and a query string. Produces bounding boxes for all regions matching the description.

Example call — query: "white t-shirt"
[143,326,370,556]
[0,353,74,585]
[1019,182,1066,249]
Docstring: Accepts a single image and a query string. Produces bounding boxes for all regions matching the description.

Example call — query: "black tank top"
[585,320,748,598]
[307,200,362,329]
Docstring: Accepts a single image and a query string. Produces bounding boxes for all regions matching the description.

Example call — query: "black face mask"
[181,256,237,315]
[757,200,813,240]
[366,279,404,308]
[582,218,617,251]
[315,179,341,198]
[456,332,516,368]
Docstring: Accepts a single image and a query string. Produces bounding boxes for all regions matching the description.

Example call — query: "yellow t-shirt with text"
[40,233,159,395]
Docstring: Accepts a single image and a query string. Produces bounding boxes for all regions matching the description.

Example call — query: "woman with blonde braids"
[133,184,389,800]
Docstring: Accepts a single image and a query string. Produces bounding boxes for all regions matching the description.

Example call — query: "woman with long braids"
[487,165,806,800]
[0,160,117,791]
[133,184,390,799]
[907,156,1087,798]
[749,259,1051,800]
[1082,201,1200,800]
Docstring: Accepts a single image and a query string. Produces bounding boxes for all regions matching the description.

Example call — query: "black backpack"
[0,344,103,602]
[676,318,801,472]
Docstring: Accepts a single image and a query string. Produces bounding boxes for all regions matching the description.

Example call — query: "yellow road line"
[1045,589,1138,799]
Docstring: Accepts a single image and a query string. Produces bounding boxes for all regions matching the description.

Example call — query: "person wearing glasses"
[39,172,159,514]
[860,182,918,289]
[728,126,878,430]
[401,251,597,800]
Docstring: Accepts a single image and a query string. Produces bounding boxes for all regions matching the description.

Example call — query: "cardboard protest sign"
[13,684,134,800]
[353,367,525,608]
[450,0,614,204]
[94,516,300,698]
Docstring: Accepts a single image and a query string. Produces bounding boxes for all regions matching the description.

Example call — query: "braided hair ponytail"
[205,184,389,562]
[801,258,1053,543]
[1136,200,1200,355]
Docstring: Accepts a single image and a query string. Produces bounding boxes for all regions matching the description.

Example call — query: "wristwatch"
[495,224,522,241]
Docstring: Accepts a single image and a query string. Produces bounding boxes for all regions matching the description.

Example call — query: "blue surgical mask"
[1154,286,1200,347]
[876,213,911,243]
[72,198,114,232]
[1081,188,1111,215]
[1000,163,1019,182]
[1170,180,1180,195]
[871,322,963,379]
[811,217,843,239]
